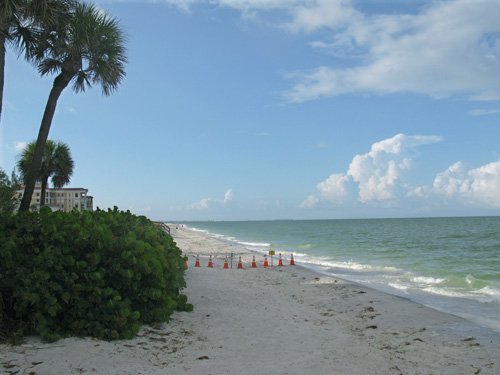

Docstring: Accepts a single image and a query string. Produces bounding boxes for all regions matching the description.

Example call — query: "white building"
[17,186,93,212]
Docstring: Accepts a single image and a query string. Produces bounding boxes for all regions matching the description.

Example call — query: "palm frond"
[16,139,73,188]
[72,70,91,93]
[37,57,62,76]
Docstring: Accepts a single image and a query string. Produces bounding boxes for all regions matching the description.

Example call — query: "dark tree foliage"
[0,168,20,213]
[0,207,192,342]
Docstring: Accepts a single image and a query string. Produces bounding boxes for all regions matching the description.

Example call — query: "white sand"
[1,225,499,375]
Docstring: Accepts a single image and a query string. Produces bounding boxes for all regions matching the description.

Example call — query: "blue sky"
[1,0,500,221]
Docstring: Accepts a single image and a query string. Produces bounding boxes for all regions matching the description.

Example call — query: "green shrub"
[0,207,192,342]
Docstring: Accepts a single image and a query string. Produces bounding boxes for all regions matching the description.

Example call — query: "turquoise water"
[181,217,500,332]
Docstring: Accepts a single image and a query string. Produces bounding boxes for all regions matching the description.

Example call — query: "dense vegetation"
[0,207,191,342]
[0,168,20,213]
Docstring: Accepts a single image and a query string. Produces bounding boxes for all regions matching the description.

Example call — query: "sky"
[1,0,500,221]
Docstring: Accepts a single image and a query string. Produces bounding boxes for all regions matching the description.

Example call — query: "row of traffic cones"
[187,253,296,268]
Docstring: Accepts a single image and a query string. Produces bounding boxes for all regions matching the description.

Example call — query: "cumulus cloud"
[305,133,500,210]
[303,134,443,208]
[347,134,442,202]
[190,188,235,210]
[316,173,350,203]
[430,160,500,207]
[432,162,470,197]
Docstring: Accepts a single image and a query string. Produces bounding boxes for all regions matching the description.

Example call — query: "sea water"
[180,217,500,333]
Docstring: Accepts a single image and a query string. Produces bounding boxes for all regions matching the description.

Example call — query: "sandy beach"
[1,225,499,375]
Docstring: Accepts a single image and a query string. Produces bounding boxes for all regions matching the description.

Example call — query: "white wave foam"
[238,241,271,248]
[412,276,446,285]
[299,257,373,272]
[186,226,209,234]
[422,286,470,299]
[477,286,500,297]
[389,283,409,291]
[422,285,500,306]
[288,251,309,258]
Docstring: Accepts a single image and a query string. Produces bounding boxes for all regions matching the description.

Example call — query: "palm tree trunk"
[19,71,72,211]
[0,35,6,126]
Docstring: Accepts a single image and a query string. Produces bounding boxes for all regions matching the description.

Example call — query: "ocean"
[181,217,500,333]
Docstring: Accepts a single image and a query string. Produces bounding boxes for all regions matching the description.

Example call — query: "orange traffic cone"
[237,256,243,269]
[251,255,257,268]
[207,255,214,268]
[195,255,201,267]
[278,253,283,267]
[223,256,229,269]
[263,256,269,268]
[290,253,295,266]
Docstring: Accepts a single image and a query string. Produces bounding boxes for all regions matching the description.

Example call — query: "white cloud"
[432,162,470,197]
[15,141,27,152]
[189,197,213,210]
[300,194,319,208]
[312,134,442,205]
[286,0,359,33]
[215,0,500,103]
[189,188,235,210]
[468,161,500,205]
[310,133,500,210]
[316,173,350,203]
[347,134,442,202]
[287,0,500,100]
[431,160,500,207]
[224,188,234,203]
[161,1,500,103]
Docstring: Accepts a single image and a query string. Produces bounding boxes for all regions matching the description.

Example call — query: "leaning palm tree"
[19,2,126,211]
[17,139,74,208]
[0,0,74,125]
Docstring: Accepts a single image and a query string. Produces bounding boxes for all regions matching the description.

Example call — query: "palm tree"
[18,2,126,211]
[0,0,74,125]
[17,140,74,208]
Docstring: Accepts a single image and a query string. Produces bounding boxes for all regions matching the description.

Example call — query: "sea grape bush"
[0,207,192,342]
